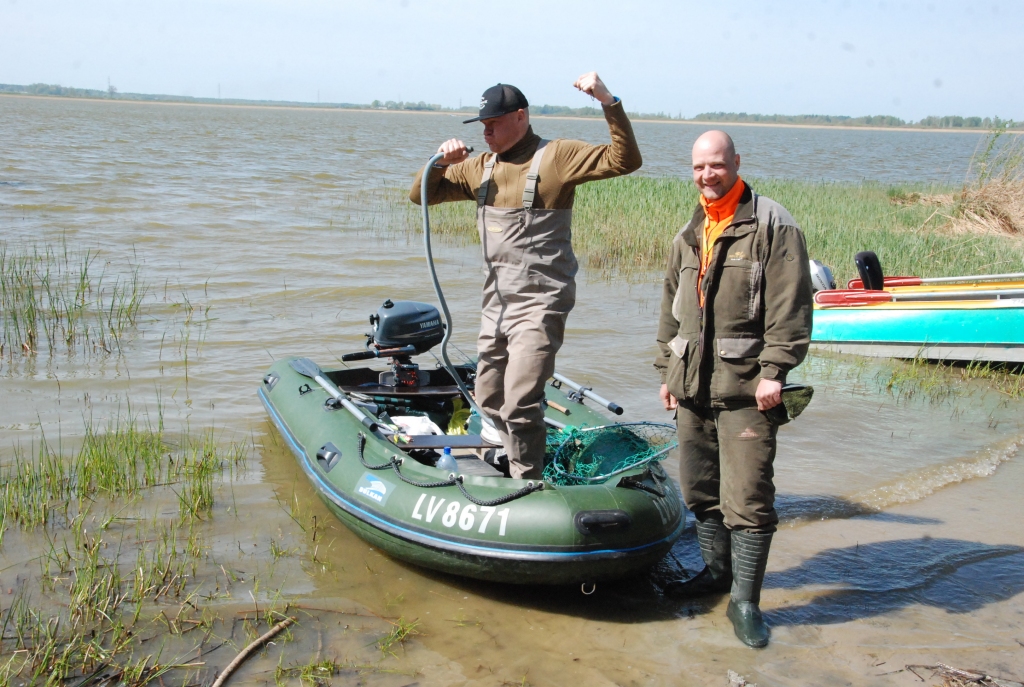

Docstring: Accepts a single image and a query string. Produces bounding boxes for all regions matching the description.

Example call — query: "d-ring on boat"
[257,149,685,585]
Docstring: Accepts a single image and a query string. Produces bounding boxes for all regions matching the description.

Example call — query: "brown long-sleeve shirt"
[410,100,642,209]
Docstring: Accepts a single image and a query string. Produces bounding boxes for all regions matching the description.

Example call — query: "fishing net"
[542,422,678,486]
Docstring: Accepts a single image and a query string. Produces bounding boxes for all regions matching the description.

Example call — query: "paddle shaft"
[817,288,1024,307]
[918,272,1024,284]
[848,272,1024,289]
[313,373,378,431]
[553,372,624,415]
[891,288,1024,302]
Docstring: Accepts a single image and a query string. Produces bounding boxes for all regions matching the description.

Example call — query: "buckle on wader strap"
[521,140,548,209]
[476,154,496,206]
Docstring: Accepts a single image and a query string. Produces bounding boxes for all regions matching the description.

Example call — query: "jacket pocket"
[716,260,754,329]
[671,265,699,322]
[748,261,763,320]
[717,337,763,359]
[665,336,688,399]
[714,337,763,401]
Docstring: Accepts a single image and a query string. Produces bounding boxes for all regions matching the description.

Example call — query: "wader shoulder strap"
[521,139,549,209]
[476,153,497,206]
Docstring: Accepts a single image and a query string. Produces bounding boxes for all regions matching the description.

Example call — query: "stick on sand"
[211,616,296,687]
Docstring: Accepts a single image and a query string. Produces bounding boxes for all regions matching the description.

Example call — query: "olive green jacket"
[654,183,813,407]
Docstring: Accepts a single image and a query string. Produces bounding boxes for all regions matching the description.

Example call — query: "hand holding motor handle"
[435,139,471,167]
[573,72,615,106]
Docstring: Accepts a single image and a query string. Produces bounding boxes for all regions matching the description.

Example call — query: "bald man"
[654,131,812,648]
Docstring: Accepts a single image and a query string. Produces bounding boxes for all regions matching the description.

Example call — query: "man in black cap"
[411,72,642,480]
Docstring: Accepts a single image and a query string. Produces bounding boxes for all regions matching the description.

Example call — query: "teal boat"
[812,299,1024,363]
[258,304,684,586]
[810,253,1024,363]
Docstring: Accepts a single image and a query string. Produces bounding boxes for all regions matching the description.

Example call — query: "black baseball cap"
[463,83,529,123]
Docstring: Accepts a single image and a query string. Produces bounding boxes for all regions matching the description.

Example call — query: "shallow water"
[2,95,1023,685]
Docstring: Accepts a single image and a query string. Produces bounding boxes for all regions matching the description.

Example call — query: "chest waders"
[473,141,578,480]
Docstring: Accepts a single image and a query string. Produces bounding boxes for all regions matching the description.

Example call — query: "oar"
[816,288,1024,307]
[552,372,624,415]
[288,358,378,432]
[848,272,1024,289]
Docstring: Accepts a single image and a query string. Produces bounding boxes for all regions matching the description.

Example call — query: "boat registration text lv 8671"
[410,494,510,536]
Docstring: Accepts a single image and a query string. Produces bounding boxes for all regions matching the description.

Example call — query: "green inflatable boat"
[258,148,684,586]
[258,304,684,586]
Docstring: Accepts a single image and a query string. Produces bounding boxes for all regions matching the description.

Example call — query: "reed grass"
[0,414,251,685]
[0,238,146,358]
[0,417,244,534]
[376,175,1024,284]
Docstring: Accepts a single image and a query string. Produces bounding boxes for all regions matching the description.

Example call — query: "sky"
[1,0,1021,121]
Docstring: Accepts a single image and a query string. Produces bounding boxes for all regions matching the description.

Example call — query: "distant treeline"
[3,82,1019,129]
[0,82,365,110]
[693,111,1021,129]
[369,100,445,111]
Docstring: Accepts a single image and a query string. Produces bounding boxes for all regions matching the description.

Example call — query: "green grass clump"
[376,616,420,657]
[377,177,1024,283]
[0,415,246,535]
[0,238,146,357]
[0,416,249,686]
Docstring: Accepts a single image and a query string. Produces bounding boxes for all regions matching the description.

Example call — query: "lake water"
[1,94,1022,686]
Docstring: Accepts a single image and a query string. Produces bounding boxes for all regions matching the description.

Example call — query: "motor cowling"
[370,299,444,354]
[809,259,836,294]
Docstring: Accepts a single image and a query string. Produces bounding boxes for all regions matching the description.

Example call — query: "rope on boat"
[454,477,544,507]
[357,434,544,506]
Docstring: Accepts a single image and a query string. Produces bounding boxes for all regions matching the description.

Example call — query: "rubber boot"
[726,531,773,648]
[663,517,732,599]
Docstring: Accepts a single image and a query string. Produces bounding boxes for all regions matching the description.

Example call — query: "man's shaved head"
[691,130,741,200]
[693,130,736,159]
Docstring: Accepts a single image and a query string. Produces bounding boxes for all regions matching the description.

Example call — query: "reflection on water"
[2,95,1024,685]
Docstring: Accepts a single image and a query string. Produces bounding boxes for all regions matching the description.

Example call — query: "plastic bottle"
[435,446,458,474]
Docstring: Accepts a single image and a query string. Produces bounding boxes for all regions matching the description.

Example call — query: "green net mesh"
[542,422,678,486]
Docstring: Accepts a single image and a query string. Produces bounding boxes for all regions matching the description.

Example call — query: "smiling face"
[482,109,529,153]
[692,131,741,201]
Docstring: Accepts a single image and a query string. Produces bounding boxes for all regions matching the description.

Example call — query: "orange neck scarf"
[697,177,745,305]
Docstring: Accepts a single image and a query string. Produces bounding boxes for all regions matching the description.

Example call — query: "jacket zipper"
[693,245,704,360]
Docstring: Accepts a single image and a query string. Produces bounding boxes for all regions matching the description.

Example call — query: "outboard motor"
[808,260,836,294]
[341,299,444,387]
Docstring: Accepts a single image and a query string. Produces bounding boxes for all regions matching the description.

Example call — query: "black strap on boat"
[357,434,543,506]
[454,478,543,507]
[616,465,667,498]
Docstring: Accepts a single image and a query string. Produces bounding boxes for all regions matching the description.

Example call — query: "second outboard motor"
[808,260,836,294]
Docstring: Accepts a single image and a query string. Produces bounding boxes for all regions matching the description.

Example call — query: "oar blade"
[288,357,323,380]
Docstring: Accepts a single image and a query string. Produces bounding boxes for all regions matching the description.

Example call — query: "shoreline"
[2,92,1016,135]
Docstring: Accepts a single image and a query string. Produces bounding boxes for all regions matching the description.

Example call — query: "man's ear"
[735,154,741,170]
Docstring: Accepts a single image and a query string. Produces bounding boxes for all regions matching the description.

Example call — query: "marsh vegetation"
[0,410,432,686]
[0,239,145,358]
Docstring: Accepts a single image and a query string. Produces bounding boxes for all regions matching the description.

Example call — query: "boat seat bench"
[387,434,499,450]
